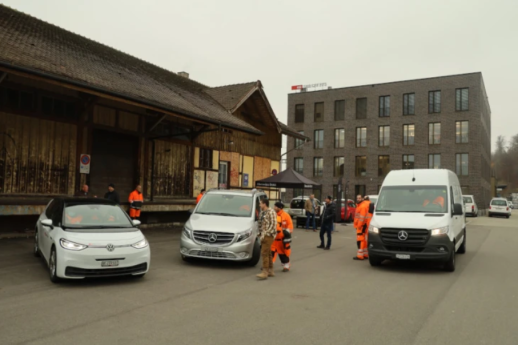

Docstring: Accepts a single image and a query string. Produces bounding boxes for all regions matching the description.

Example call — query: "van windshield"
[196,194,253,217]
[376,186,449,213]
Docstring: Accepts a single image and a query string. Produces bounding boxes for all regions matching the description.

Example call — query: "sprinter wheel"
[368,255,383,267]
[457,229,466,254]
[444,248,456,272]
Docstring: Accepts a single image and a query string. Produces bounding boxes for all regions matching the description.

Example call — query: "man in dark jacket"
[317,195,335,250]
[104,183,121,204]
[74,184,96,197]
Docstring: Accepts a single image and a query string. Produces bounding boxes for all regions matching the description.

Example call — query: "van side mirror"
[41,219,54,229]
[132,219,141,227]
[453,203,463,216]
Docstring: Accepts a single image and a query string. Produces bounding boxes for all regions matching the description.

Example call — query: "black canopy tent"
[255,168,321,190]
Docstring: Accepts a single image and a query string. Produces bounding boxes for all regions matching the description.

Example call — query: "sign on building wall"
[243,173,249,187]
[80,154,91,174]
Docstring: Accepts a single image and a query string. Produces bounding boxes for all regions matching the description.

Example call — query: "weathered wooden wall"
[0,112,76,195]
[151,140,192,198]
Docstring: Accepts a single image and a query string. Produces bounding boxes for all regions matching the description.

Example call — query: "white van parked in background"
[462,195,478,217]
[368,169,466,272]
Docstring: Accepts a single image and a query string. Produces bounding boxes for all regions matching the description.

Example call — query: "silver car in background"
[180,189,265,266]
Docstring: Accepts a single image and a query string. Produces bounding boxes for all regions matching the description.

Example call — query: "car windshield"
[196,194,253,217]
[63,204,133,228]
[376,186,449,213]
[463,196,473,204]
[491,200,507,206]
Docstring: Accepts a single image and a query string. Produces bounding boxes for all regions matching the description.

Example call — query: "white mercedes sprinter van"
[367,169,466,272]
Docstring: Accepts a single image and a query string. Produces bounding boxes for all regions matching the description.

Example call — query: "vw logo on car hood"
[106,243,115,252]
[397,231,409,241]
[208,233,218,243]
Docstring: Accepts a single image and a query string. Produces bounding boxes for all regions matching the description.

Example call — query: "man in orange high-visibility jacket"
[271,201,294,272]
[128,185,144,220]
[361,196,373,259]
[196,189,205,204]
[353,195,369,261]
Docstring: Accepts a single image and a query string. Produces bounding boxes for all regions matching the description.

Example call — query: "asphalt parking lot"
[1,215,518,345]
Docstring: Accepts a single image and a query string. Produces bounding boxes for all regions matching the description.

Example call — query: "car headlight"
[132,238,149,249]
[182,226,192,239]
[60,238,88,251]
[431,226,449,236]
[237,229,253,242]
[368,225,379,234]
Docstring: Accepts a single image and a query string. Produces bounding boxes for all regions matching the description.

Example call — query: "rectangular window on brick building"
[456,153,469,176]
[294,158,304,174]
[356,98,367,119]
[313,157,324,177]
[355,185,366,197]
[334,156,344,177]
[378,155,390,176]
[428,91,441,113]
[429,154,441,169]
[456,88,469,111]
[403,124,415,146]
[403,93,415,115]
[402,154,414,169]
[295,104,304,123]
[378,125,390,147]
[199,148,213,169]
[335,128,345,148]
[295,131,305,149]
[314,102,324,122]
[355,156,367,177]
[314,130,324,149]
[379,96,390,117]
[456,121,469,143]
[334,100,345,121]
[428,123,441,145]
[356,127,367,147]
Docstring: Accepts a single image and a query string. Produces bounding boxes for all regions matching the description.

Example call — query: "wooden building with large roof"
[0,5,306,228]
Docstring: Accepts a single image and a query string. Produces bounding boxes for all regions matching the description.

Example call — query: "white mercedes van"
[367,169,466,272]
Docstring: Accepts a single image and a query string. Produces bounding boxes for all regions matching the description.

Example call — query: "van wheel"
[181,254,191,262]
[245,241,261,267]
[368,255,383,267]
[444,249,456,272]
[457,230,466,254]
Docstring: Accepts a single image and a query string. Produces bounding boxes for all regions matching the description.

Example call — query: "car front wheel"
[49,247,60,283]
[33,229,41,258]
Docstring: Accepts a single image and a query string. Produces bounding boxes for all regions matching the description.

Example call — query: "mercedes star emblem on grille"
[106,243,115,252]
[208,233,218,243]
[397,231,409,241]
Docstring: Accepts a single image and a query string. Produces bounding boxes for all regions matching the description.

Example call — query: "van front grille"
[379,228,429,245]
[193,231,235,245]
[189,250,236,259]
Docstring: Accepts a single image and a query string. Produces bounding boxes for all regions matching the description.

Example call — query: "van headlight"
[237,229,253,242]
[368,225,379,234]
[60,238,88,251]
[183,226,192,239]
[132,238,149,249]
[431,226,449,236]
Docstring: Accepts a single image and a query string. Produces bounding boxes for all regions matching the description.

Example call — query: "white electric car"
[34,198,150,283]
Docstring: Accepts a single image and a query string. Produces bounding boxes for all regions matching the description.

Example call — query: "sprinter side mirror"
[453,203,463,216]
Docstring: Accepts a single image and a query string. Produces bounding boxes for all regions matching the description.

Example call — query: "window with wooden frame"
[199,148,213,169]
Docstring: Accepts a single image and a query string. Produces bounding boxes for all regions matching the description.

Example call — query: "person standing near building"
[305,194,317,232]
[128,185,144,220]
[196,189,205,204]
[353,195,371,261]
[256,198,277,280]
[104,183,120,204]
[74,184,94,197]
[271,202,294,272]
[317,196,335,250]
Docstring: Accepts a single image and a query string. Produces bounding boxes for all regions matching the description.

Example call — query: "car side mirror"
[453,203,463,216]
[132,219,141,227]
[41,219,54,229]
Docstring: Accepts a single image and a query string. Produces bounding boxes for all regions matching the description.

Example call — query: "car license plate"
[204,247,219,252]
[396,254,410,260]
[101,260,119,267]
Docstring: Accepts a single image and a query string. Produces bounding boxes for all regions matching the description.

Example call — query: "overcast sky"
[4,0,517,152]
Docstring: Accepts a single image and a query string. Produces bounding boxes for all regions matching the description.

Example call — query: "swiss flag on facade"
[291,85,303,90]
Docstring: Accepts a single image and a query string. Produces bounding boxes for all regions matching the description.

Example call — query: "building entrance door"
[90,129,138,201]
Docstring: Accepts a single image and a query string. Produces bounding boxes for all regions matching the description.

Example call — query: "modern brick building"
[286,72,491,210]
